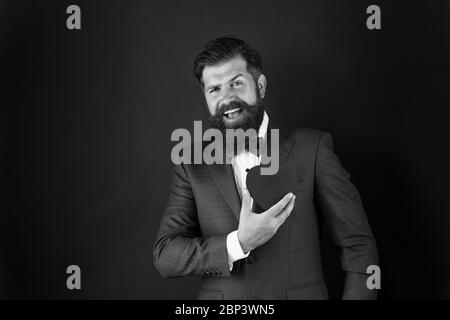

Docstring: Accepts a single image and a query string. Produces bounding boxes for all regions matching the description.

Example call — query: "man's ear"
[257,74,267,98]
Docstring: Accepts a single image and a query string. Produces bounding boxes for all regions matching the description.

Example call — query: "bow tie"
[226,136,264,158]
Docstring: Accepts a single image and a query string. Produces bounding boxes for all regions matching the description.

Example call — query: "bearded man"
[153,37,378,300]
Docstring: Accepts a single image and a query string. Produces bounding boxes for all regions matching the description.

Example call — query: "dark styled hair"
[193,37,263,87]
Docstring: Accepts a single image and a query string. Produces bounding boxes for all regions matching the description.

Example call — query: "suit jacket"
[153,119,378,300]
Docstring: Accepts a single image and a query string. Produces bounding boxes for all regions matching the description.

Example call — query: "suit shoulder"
[287,127,326,144]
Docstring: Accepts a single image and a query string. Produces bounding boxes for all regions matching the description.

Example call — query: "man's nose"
[219,90,235,108]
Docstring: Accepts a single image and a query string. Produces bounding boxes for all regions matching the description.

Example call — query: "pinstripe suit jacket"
[153,119,378,299]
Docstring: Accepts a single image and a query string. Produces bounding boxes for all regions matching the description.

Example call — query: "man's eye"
[209,88,219,94]
[231,81,243,87]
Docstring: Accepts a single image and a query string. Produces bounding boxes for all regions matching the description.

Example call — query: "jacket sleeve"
[314,132,379,299]
[153,164,231,278]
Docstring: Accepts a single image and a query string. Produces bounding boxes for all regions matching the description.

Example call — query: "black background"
[2,0,450,299]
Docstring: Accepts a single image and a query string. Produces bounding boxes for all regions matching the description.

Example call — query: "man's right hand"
[237,190,296,253]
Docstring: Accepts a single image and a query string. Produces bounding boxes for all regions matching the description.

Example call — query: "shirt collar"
[258,111,269,142]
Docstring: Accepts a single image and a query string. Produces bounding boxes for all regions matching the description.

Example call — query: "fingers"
[266,192,294,216]
[275,195,296,226]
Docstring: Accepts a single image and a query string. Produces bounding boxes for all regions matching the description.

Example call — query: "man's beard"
[208,94,265,155]
[208,96,265,134]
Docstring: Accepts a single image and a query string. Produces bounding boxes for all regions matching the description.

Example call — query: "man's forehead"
[202,56,249,85]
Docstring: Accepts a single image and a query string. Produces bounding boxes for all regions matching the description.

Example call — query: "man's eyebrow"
[227,73,244,83]
[204,73,245,92]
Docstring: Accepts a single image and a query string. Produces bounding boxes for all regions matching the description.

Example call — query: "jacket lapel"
[264,115,294,163]
[207,113,294,221]
[207,164,242,220]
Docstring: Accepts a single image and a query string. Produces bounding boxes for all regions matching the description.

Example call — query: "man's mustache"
[216,99,248,115]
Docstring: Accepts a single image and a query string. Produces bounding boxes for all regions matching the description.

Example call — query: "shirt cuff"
[226,230,250,271]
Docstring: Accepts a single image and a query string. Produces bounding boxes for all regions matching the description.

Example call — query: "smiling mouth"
[223,107,242,120]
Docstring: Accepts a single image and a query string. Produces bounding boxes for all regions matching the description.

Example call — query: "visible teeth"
[227,111,240,119]
[224,108,241,115]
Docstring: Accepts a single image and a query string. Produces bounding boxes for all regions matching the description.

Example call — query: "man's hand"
[237,190,296,253]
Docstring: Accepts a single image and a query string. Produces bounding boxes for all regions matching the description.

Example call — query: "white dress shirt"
[226,111,269,270]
